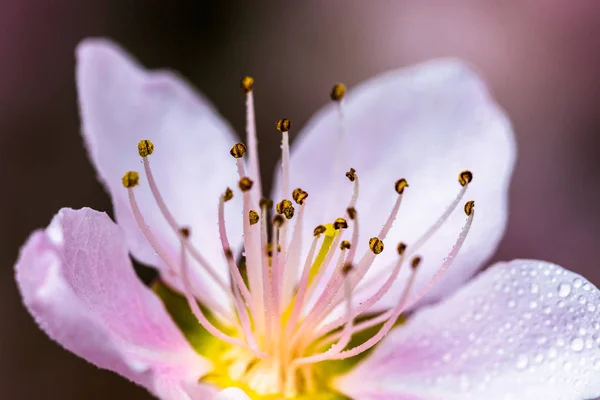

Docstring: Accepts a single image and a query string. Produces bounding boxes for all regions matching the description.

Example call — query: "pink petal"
[280,59,515,308]
[215,387,252,400]
[15,207,212,398]
[76,38,241,305]
[335,260,600,400]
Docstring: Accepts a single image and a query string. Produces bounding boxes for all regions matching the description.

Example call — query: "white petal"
[335,260,600,400]
[76,38,242,306]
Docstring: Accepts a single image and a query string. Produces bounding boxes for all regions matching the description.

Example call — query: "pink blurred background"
[2,1,600,398]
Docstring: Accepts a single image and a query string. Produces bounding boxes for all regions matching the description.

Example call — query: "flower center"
[121,78,476,398]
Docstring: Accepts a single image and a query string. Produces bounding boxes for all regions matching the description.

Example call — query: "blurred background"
[2,0,600,398]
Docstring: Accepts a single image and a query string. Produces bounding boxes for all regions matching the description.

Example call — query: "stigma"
[121,79,477,398]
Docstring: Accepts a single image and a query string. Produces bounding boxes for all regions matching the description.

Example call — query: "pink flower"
[15,38,600,400]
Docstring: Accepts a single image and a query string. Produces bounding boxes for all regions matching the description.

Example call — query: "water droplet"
[573,278,583,289]
[516,355,529,370]
[558,283,572,298]
[530,283,540,294]
[571,338,584,352]
[507,300,516,308]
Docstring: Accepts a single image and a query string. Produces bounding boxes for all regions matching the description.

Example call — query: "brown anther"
[345,167,357,182]
[223,187,234,202]
[259,197,273,209]
[397,242,407,256]
[464,200,475,216]
[276,118,291,132]
[340,240,351,250]
[122,171,139,188]
[292,188,309,205]
[273,214,285,227]
[346,207,357,220]
[276,199,293,214]
[238,177,254,192]
[330,83,346,102]
[459,170,473,186]
[313,225,327,237]
[224,248,234,260]
[341,263,354,275]
[410,256,422,270]
[369,237,384,255]
[249,210,260,225]
[137,139,154,157]
[395,178,409,194]
[282,205,295,219]
[241,76,254,93]
[180,227,191,239]
[230,142,247,158]
[333,218,348,230]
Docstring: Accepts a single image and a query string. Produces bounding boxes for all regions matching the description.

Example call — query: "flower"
[15,38,600,400]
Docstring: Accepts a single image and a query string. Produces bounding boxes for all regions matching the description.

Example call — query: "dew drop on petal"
[571,338,585,352]
[558,283,572,298]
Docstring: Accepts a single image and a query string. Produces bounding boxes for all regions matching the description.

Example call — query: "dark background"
[2,1,600,398]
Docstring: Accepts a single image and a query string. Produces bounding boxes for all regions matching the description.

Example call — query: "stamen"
[276,199,295,220]
[238,176,254,192]
[284,235,320,337]
[317,241,408,336]
[326,258,420,361]
[281,201,308,311]
[136,144,229,294]
[230,142,247,159]
[330,82,346,102]
[218,195,256,315]
[122,171,139,188]
[368,237,384,254]
[284,263,354,395]
[235,156,265,337]
[405,200,475,309]
[241,76,262,197]
[277,118,292,249]
[292,188,308,205]
[249,210,260,225]
[331,200,476,360]
[408,170,472,256]
[181,232,265,358]
[125,183,240,338]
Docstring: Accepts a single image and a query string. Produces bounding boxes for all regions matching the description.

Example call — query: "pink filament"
[142,157,229,292]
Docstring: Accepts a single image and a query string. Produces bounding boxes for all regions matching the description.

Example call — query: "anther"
[394,178,409,194]
[180,226,191,239]
[259,197,273,209]
[346,207,357,220]
[137,139,154,158]
[345,168,356,182]
[340,240,351,250]
[276,199,295,219]
[330,83,346,102]
[333,218,348,230]
[369,237,384,255]
[341,263,354,275]
[223,187,234,202]
[397,242,407,256]
[459,170,473,186]
[276,118,291,132]
[410,256,422,270]
[273,214,285,227]
[292,188,308,205]
[249,210,260,225]
[314,225,327,237]
[240,76,254,93]
[238,177,254,192]
[230,142,247,158]
[464,200,475,216]
[122,171,139,188]
[224,248,234,260]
